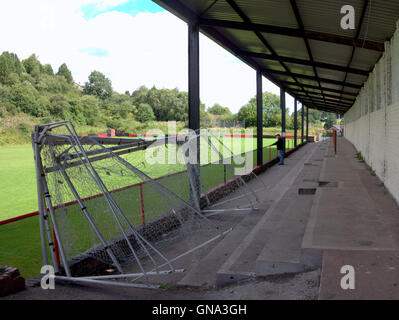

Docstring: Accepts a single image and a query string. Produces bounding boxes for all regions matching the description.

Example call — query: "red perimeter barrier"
[0,211,39,226]
[0,141,296,227]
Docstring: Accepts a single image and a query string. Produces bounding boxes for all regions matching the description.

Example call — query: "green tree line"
[236,91,338,130]
[0,51,337,133]
[0,51,197,130]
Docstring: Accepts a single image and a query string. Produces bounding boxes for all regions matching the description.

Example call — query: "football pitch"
[0,137,297,279]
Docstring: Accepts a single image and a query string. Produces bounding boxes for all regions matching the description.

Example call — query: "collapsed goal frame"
[32,120,264,289]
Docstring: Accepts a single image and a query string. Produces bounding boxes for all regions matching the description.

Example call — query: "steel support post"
[256,69,263,166]
[188,22,201,203]
[306,106,309,141]
[294,99,298,147]
[280,88,286,151]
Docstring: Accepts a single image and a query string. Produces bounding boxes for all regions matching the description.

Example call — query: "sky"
[0,0,298,114]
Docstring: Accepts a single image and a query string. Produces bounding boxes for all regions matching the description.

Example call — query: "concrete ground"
[310,137,399,299]
[3,137,399,300]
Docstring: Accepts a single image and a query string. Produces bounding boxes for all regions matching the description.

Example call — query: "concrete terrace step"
[304,137,399,299]
[177,143,317,288]
[215,142,325,286]
[303,138,399,251]
[177,208,267,288]
[254,142,327,276]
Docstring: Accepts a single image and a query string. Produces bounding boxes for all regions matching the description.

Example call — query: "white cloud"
[0,0,297,114]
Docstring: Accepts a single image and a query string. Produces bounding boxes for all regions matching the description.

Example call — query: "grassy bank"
[0,114,321,146]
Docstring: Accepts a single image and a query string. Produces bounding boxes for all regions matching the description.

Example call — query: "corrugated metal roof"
[358,0,399,42]
[263,33,308,59]
[230,0,298,28]
[308,40,352,66]
[153,0,399,114]
[296,0,362,38]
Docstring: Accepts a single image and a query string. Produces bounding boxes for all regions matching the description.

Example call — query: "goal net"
[33,121,263,288]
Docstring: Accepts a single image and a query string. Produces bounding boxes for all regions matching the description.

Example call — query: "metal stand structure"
[32,121,235,289]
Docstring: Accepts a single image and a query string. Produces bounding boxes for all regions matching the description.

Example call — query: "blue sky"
[80,47,110,57]
[0,0,296,113]
[81,0,164,20]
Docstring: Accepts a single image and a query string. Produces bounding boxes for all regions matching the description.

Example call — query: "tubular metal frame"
[32,120,235,289]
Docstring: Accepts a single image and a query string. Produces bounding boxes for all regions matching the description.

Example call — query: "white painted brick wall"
[369,109,384,180]
[386,102,399,201]
[345,20,399,204]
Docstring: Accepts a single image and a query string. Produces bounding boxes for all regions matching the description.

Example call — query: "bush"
[9,82,40,116]
[106,118,123,130]
[18,122,30,134]
[135,103,155,123]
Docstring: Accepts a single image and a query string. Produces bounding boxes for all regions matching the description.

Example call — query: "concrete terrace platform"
[5,138,399,300]
[309,137,399,299]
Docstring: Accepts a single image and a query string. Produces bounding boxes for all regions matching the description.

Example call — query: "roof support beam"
[283,85,355,103]
[339,0,370,104]
[300,100,349,112]
[289,0,326,104]
[200,25,318,110]
[154,0,349,114]
[300,96,350,107]
[313,106,346,114]
[304,103,347,114]
[267,69,362,89]
[198,18,384,52]
[293,95,353,107]
[241,51,370,76]
[225,0,316,105]
[286,88,357,100]
[291,92,353,104]
[286,84,358,97]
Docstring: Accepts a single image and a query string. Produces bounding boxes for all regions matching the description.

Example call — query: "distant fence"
[83,129,311,141]
[0,139,306,269]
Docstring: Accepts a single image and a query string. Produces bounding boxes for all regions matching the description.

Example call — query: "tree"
[57,63,73,84]
[0,52,23,84]
[208,104,231,115]
[323,112,337,129]
[145,87,188,121]
[49,93,71,118]
[135,103,155,122]
[237,91,284,128]
[83,70,113,100]
[131,85,149,105]
[22,54,41,79]
[104,93,133,118]
[9,82,41,116]
[80,95,101,126]
[237,103,257,127]
[42,64,54,76]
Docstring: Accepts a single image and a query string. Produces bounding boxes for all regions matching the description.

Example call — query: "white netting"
[35,122,266,287]
[38,125,242,277]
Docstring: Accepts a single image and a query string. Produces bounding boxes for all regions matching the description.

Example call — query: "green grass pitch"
[0,137,297,279]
